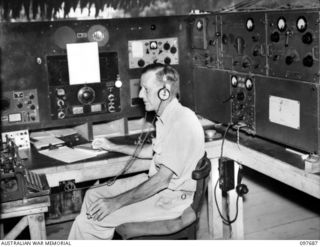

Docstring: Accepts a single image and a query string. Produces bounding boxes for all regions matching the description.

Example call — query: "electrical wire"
[220,123,233,159]
[214,177,240,225]
[59,100,164,193]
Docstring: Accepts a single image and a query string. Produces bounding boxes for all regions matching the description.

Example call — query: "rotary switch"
[78,87,95,105]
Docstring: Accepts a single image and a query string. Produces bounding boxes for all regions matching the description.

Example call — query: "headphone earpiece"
[158,85,171,101]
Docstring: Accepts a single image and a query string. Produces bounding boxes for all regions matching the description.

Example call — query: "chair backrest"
[191,152,211,215]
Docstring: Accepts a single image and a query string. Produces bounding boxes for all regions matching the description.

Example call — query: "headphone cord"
[60,101,163,193]
[105,100,164,185]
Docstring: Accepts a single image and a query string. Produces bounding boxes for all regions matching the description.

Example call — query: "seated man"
[68,63,205,240]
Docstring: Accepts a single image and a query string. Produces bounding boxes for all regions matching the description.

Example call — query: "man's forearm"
[112,144,153,159]
[114,171,170,208]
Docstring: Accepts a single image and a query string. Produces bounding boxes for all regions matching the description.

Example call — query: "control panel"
[219,12,267,75]
[50,82,121,120]
[267,11,320,82]
[230,74,255,133]
[47,52,121,120]
[1,16,192,132]
[128,37,179,68]
[190,16,219,68]
[1,89,40,126]
[1,130,30,149]
[191,9,320,154]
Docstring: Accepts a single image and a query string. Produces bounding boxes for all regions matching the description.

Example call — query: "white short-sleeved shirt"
[148,98,205,192]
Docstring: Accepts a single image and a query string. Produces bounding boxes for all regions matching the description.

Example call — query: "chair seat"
[115,206,196,239]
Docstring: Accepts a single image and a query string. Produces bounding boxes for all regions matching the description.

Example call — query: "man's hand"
[87,198,121,221]
[92,137,115,151]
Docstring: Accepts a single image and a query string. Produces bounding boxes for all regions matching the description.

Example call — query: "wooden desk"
[29,136,320,240]
[205,139,320,240]
[0,196,50,240]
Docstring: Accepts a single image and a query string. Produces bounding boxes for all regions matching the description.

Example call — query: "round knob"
[78,87,95,105]
[58,111,65,119]
[303,55,313,67]
[163,43,170,50]
[302,32,313,44]
[31,116,36,121]
[138,59,145,67]
[270,31,280,42]
[30,105,36,110]
[252,49,259,56]
[164,57,171,64]
[285,55,295,65]
[237,92,245,101]
[17,102,23,108]
[170,46,177,54]
[57,99,64,107]
[108,105,115,112]
[108,94,115,101]
[29,94,35,100]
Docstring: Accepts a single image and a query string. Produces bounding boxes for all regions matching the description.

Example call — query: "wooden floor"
[45,167,320,240]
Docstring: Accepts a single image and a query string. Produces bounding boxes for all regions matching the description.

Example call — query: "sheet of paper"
[269,95,300,129]
[39,146,98,163]
[30,131,54,140]
[46,128,78,138]
[131,41,144,58]
[74,143,108,156]
[66,42,100,85]
[32,137,65,150]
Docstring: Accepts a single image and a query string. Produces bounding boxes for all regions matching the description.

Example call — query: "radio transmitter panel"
[0,16,190,132]
[128,37,179,69]
[47,52,120,120]
[191,9,320,154]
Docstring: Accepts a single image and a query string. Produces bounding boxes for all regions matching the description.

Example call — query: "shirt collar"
[156,98,180,124]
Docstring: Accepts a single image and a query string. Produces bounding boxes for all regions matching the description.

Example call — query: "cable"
[59,100,164,192]
[105,100,164,186]
[214,177,240,225]
[220,123,233,159]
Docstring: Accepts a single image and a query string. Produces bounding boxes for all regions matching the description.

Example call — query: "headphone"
[157,65,175,101]
[158,85,171,101]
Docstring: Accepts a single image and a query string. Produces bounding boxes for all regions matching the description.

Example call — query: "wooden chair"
[115,152,211,240]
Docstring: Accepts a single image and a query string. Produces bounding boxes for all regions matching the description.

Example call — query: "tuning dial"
[303,55,313,67]
[78,87,95,105]
[138,59,145,67]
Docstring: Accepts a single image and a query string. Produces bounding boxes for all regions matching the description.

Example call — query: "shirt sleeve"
[157,121,194,177]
